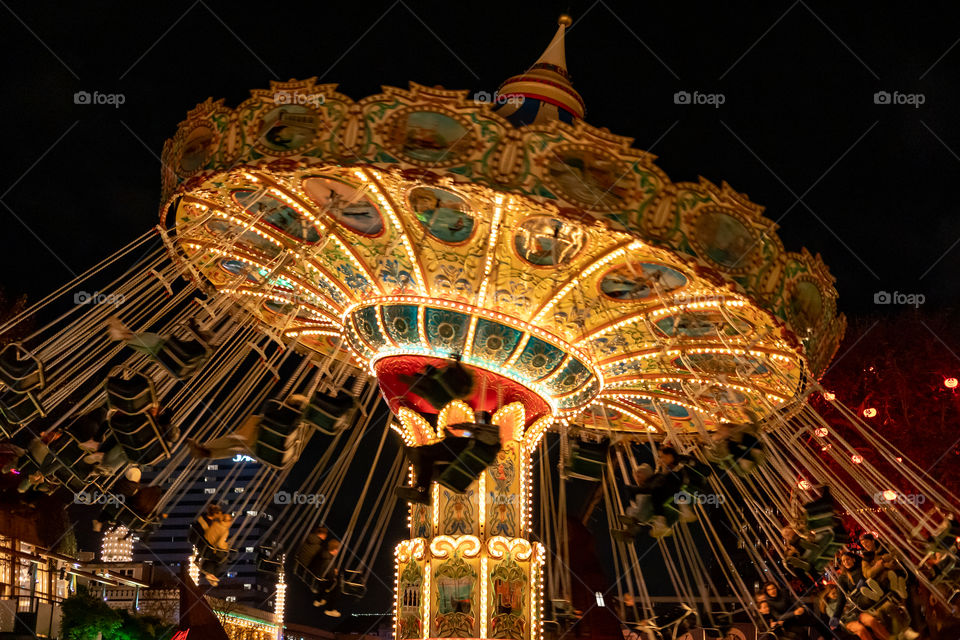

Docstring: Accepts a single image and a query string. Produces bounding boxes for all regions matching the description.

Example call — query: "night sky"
[3,0,960,627]
[3,1,960,315]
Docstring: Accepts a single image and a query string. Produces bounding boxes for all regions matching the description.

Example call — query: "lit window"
[207,465,219,471]
[204,488,215,495]
[233,487,244,493]
[245,546,254,553]
[243,583,251,590]
[226,596,236,602]
[227,572,236,578]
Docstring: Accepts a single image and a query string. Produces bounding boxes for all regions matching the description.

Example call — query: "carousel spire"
[495,14,586,125]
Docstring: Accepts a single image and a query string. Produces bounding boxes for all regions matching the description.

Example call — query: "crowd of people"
[753,528,960,639]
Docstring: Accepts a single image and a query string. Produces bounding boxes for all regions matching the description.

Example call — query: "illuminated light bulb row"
[393,550,401,640]
[211,208,286,247]
[432,483,440,535]
[475,194,505,309]
[422,563,431,640]
[602,391,711,416]
[533,241,640,324]
[647,298,748,319]
[390,422,415,447]
[354,169,428,292]
[525,452,534,533]
[274,569,286,638]
[480,556,489,638]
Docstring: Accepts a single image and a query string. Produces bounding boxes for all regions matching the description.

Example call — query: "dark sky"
[3,1,960,315]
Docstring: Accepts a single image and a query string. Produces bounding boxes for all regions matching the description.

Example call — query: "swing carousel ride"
[1,14,958,640]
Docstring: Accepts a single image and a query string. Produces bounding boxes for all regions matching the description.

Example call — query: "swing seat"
[43,436,96,493]
[0,343,44,393]
[105,371,157,415]
[437,438,501,492]
[156,336,209,379]
[0,390,43,431]
[302,390,356,434]
[256,546,283,576]
[565,440,608,481]
[552,599,578,621]
[341,569,366,597]
[108,412,170,465]
[188,522,235,570]
[293,561,324,593]
[928,518,960,552]
[255,401,303,468]
[402,362,474,410]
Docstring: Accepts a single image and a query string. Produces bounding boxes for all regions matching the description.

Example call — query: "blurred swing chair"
[564,437,608,481]
[786,487,849,574]
[436,415,501,493]
[0,343,46,436]
[104,368,172,466]
[301,388,358,435]
[398,357,474,411]
[255,399,305,469]
[154,322,211,380]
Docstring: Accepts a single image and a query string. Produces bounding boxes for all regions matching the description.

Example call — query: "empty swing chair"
[0,343,46,433]
[104,369,172,465]
[256,544,283,577]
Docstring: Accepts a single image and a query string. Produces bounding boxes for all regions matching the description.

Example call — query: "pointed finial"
[493,15,586,125]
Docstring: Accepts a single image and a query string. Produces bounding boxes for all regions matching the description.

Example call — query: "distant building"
[135,455,277,609]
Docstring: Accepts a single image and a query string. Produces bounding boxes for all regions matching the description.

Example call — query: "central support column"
[394,402,550,640]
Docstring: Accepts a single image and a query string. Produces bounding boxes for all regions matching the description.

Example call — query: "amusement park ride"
[0,13,958,640]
